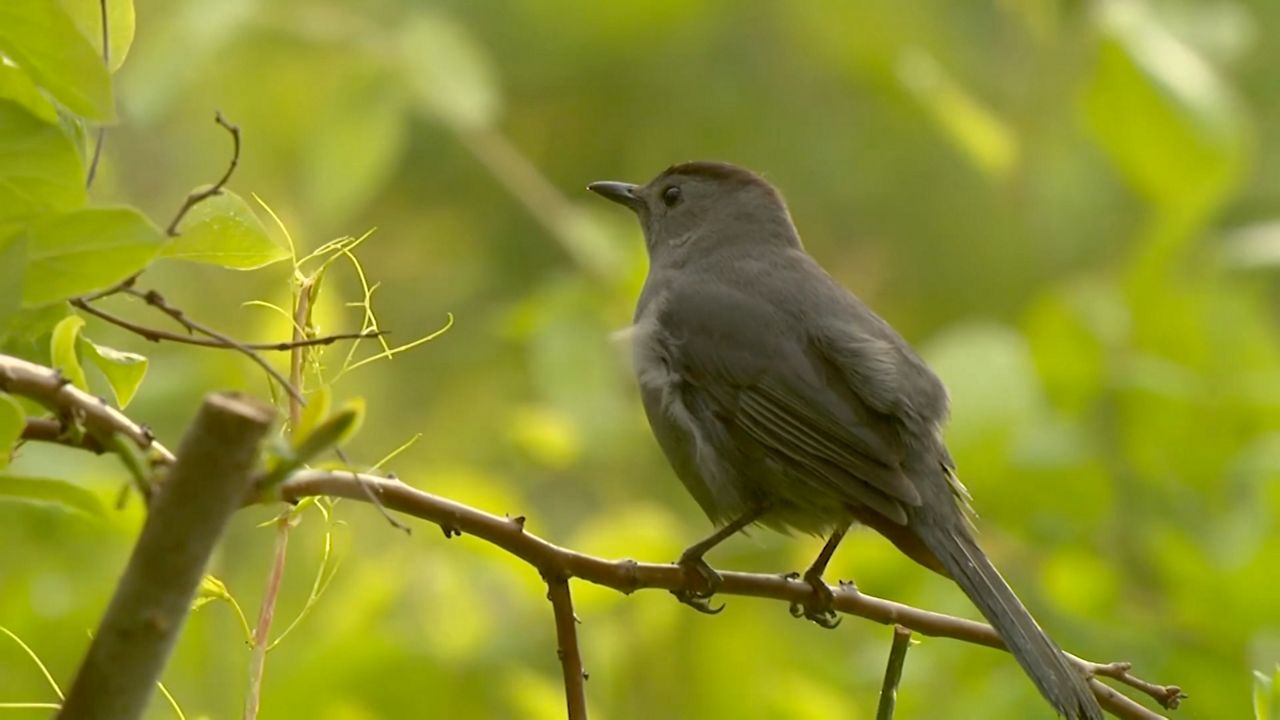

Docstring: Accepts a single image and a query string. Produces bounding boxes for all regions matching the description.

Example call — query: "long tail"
[914,519,1103,720]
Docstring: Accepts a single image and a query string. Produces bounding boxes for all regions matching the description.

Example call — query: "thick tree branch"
[278,471,1179,720]
[58,393,275,720]
[0,354,173,464]
[546,576,588,720]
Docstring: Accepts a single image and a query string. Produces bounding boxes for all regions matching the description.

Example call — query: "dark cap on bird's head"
[587,161,798,254]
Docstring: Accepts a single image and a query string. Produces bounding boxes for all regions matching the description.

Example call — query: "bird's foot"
[788,570,841,629]
[672,552,725,615]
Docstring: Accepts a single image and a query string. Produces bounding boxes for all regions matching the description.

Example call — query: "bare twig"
[71,298,382,351]
[84,0,109,190]
[121,287,303,405]
[546,576,588,720]
[166,112,241,237]
[0,354,173,463]
[278,471,1181,720]
[78,112,243,303]
[1083,661,1186,710]
[876,626,912,720]
[57,393,275,720]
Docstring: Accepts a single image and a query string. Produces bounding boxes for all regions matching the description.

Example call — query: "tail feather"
[916,521,1102,720]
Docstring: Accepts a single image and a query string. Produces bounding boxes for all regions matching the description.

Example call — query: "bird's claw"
[672,553,726,615]
[786,571,842,629]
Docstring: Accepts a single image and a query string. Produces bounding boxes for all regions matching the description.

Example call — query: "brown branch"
[58,393,275,720]
[277,471,1181,720]
[546,575,588,720]
[1083,661,1185,710]
[0,354,174,464]
[166,112,241,237]
[120,287,303,405]
[71,297,382,351]
[876,626,912,720]
[21,417,107,454]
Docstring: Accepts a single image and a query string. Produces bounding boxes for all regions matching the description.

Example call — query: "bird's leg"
[788,520,852,629]
[673,506,767,615]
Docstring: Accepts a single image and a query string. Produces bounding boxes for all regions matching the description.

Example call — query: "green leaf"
[162,189,289,269]
[0,394,25,470]
[294,384,332,442]
[0,234,24,326]
[293,398,364,461]
[60,0,135,73]
[0,1,115,121]
[24,206,165,306]
[0,100,87,226]
[1082,2,1245,213]
[1256,666,1280,720]
[80,336,146,408]
[0,474,106,518]
[49,314,88,391]
[0,64,58,123]
[896,49,1018,179]
[398,12,501,129]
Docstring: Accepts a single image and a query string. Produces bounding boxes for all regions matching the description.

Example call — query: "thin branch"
[71,298,382,351]
[876,626,912,720]
[20,417,106,454]
[77,112,243,305]
[546,576,588,720]
[0,354,173,464]
[166,112,241,237]
[277,471,1181,720]
[243,516,290,720]
[58,393,275,720]
[1083,661,1186,710]
[288,277,314,431]
[84,0,109,190]
[121,287,304,405]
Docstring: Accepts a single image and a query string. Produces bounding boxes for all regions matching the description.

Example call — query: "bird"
[587,160,1103,720]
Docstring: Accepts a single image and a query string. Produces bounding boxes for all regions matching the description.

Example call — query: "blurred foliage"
[2,0,1280,718]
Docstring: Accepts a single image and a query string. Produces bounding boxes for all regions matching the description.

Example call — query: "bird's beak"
[587,181,642,211]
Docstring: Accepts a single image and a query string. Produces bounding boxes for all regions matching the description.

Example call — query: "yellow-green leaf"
[24,206,165,306]
[0,473,106,518]
[80,336,147,407]
[60,0,136,73]
[0,101,86,227]
[0,394,25,470]
[294,384,332,441]
[49,314,87,391]
[293,397,365,461]
[163,189,289,270]
[0,64,58,123]
[0,0,115,121]
[0,235,24,326]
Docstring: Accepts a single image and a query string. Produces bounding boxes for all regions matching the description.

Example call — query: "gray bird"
[588,161,1102,720]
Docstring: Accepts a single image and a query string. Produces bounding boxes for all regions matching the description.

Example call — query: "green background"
[2,1,1279,718]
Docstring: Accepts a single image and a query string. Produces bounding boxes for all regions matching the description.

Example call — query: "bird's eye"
[662,186,683,207]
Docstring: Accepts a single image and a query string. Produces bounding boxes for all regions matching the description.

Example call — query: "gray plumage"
[589,161,1102,720]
